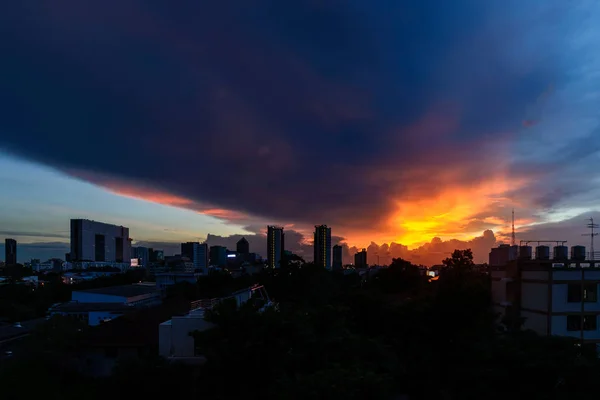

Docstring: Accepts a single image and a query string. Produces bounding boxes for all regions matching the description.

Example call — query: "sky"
[0,1,600,265]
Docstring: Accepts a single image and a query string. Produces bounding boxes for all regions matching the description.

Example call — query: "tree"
[442,248,475,271]
[373,258,426,294]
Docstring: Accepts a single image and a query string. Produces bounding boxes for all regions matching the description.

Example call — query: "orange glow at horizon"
[95,173,534,251]
[389,174,530,249]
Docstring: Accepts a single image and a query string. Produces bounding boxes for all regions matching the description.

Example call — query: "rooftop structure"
[74,284,158,297]
[72,284,160,307]
[48,302,131,326]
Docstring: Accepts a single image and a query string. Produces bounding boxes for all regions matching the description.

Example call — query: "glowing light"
[389,174,529,248]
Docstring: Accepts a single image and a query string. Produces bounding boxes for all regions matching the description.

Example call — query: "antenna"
[583,217,599,260]
[511,209,516,246]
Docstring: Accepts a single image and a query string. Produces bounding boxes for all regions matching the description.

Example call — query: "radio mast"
[583,217,599,260]
[511,209,516,246]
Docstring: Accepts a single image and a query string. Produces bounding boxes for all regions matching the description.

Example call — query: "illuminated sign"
[227,254,236,258]
[552,263,565,268]
[580,263,591,268]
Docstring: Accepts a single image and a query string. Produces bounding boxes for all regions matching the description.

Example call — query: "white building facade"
[70,219,131,264]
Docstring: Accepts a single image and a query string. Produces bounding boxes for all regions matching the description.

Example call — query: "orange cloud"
[387,173,530,249]
[96,180,253,223]
[103,183,194,207]
[200,208,249,221]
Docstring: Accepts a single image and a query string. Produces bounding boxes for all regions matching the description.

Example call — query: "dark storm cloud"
[0,1,575,231]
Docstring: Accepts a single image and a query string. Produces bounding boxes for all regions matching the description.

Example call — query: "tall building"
[147,248,164,263]
[209,245,227,267]
[332,244,343,270]
[131,246,150,267]
[70,219,131,263]
[354,248,368,268]
[5,238,17,265]
[313,225,332,269]
[181,242,209,268]
[267,226,284,268]
[237,237,250,254]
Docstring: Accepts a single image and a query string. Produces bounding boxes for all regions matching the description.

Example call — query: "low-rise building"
[48,302,131,326]
[492,243,600,349]
[159,285,272,362]
[72,284,160,307]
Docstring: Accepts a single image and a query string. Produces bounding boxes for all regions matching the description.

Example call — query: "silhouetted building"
[148,249,164,262]
[267,226,284,268]
[332,245,343,270]
[70,219,131,263]
[181,242,209,268]
[354,249,367,268]
[209,245,227,266]
[165,255,195,273]
[489,244,519,267]
[237,237,250,254]
[5,238,17,265]
[314,225,332,270]
[131,246,151,267]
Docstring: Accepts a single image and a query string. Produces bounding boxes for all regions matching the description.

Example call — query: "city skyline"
[1,2,600,265]
[2,150,600,264]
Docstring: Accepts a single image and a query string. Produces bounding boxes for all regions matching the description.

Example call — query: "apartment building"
[492,244,600,347]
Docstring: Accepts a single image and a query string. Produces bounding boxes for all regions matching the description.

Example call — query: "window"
[567,315,598,331]
[584,283,598,302]
[567,283,598,302]
[568,284,581,302]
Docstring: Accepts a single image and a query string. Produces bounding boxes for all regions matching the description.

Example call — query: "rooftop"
[73,284,158,298]
[51,302,132,313]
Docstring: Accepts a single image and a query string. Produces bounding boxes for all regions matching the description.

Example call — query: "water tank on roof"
[536,245,550,260]
[519,246,532,260]
[571,245,586,261]
[553,246,568,260]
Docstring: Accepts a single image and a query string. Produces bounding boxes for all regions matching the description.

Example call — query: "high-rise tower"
[313,225,332,269]
[4,238,16,265]
[267,226,284,268]
[332,244,343,270]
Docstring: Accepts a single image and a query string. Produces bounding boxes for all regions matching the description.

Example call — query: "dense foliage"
[2,250,600,399]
